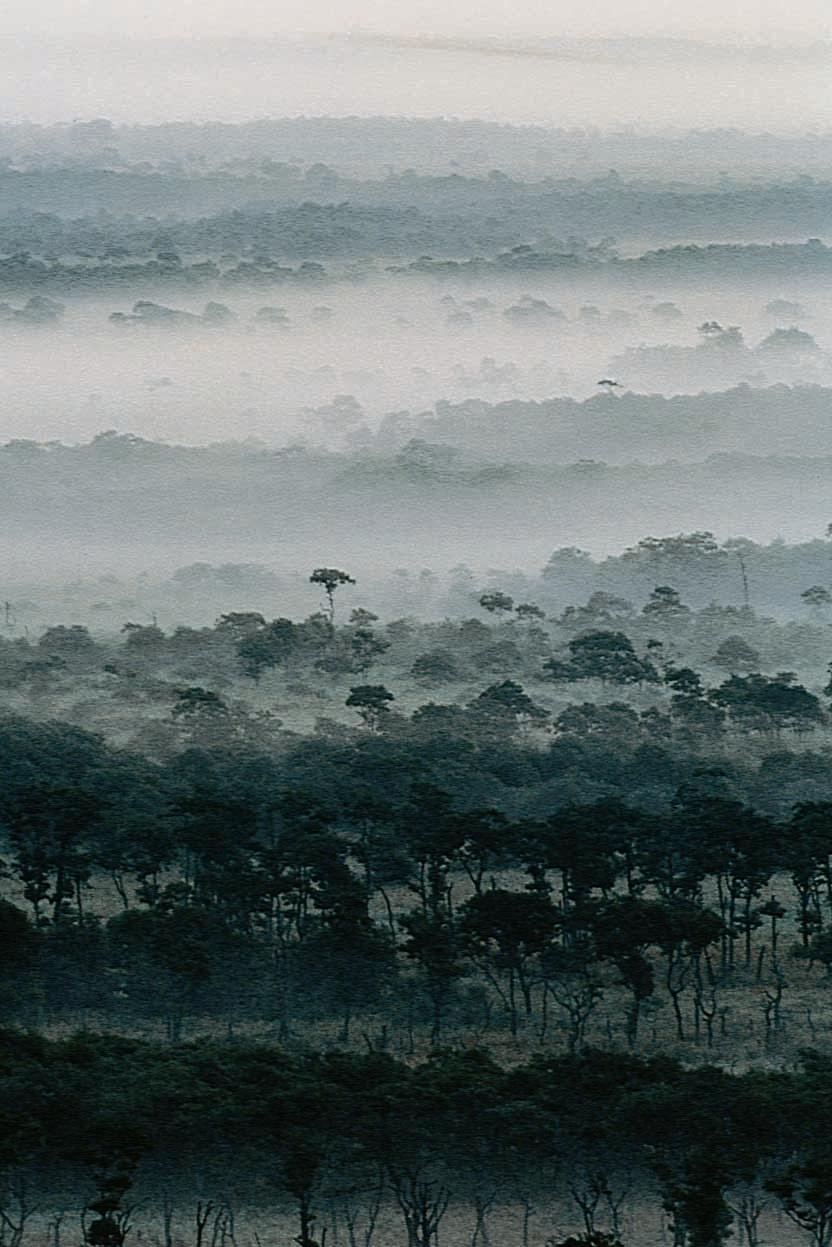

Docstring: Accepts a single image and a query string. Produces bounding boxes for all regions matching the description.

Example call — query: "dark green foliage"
[346,684,395,728]
[474,679,550,727]
[712,672,824,733]
[547,1236,625,1247]
[0,1032,826,1246]
[479,591,515,615]
[567,631,659,686]
[237,617,298,679]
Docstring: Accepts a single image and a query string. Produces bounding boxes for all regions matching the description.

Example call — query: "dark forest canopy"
[3,1032,832,1247]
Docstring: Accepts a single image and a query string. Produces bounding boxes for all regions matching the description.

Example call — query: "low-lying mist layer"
[0,284,830,446]
[0,416,831,579]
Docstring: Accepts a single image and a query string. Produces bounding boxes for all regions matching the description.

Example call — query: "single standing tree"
[310,567,356,625]
[346,685,395,731]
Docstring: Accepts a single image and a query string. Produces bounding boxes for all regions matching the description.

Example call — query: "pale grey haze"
[2,0,831,39]
[0,32,829,127]
[0,0,831,583]
[0,0,830,127]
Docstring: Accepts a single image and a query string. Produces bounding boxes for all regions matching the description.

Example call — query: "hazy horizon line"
[3,29,830,53]
[2,112,830,139]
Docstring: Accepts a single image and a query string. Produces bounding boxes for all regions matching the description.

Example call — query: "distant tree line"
[0,239,829,298]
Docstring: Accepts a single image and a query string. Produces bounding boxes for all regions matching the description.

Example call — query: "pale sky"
[1,0,830,40]
[1,0,828,127]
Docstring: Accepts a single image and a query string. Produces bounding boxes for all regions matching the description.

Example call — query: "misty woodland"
[2,19,832,1247]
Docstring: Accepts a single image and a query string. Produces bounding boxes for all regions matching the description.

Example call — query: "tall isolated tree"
[309,567,356,625]
[721,536,755,608]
